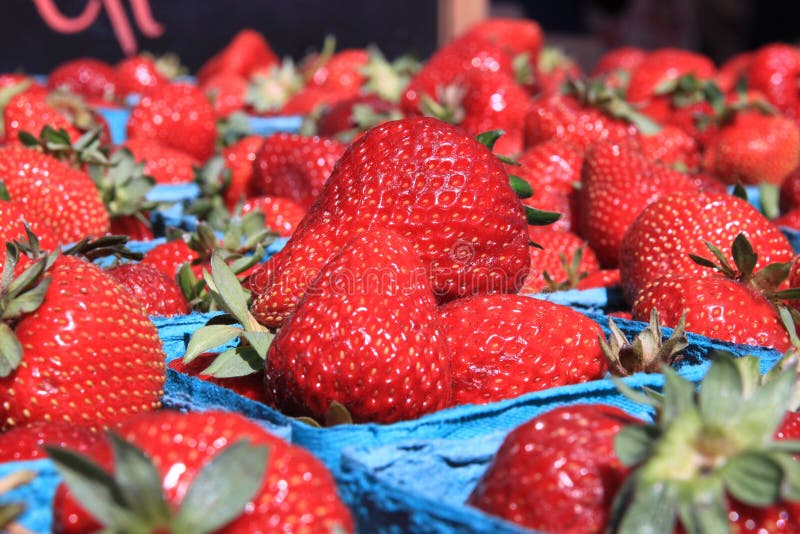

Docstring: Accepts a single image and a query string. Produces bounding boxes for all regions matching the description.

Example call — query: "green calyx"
[63,235,143,263]
[610,352,800,533]
[360,46,419,103]
[563,77,662,136]
[245,59,303,114]
[19,125,109,168]
[182,253,273,378]
[420,84,467,125]
[295,400,354,428]
[541,246,593,292]
[600,309,688,376]
[89,148,156,221]
[217,111,254,148]
[47,432,269,534]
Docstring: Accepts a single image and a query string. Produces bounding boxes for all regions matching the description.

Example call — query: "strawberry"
[127,83,217,162]
[521,228,600,293]
[50,410,353,533]
[141,238,200,278]
[576,142,701,267]
[592,46,647,90]
[780,166,800,213]
[575,268,621,289]
[278,85,341,115]
[702,110,800,185]
[774,208,800,231]
[439,294,605,405]
[619,190,794,303]
[531,47,582,96]
[249,117,530,328]
[637,123,700,168]
[0,198,59,266]
[250,132,346,209]
[0,145,109,243]
[0,251,166,431]
[115,54,168,97]
[0,422,99,462]
[197,29,279,85]
[314,94,401,141]
[167,355,269,403]
[303,46,369,95]
[264,227,451,423]
[747,43,800,119]
[468,404,638,533]
[459,17,543,62]
[201,72,248,117]
[714,51,752,93]
[47,58,119,104]
[123,137,199,184]
[220,134,264,209]
[106,262,190,317]
[240,195,306,236]
[3,90,81,144]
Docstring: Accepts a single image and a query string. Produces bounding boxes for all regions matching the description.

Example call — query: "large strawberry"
[439,294,605,405]
[50,410,353,533]
[576,142,701,267]
[198,29,279,85]
[0,144,110,243]
[619,190,794,304]
[249,117,530,328]
[127,83,217,162]
[47,58,119,105]
[0,250,165,431]
[264,227,451,423]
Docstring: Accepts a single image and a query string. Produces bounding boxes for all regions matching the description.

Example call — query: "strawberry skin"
[619,190,794,304]
[0,200,59,265]
[197,28,279,84]
[123,137,200,185]
[53,410,353,533]
[47,58,119,103]
[222,134,264,209]
[0,255,165,431]
[439,294,605,405]
[240,195,306,236]
[115,55,168,97]
[0,422,100,462]
[521,228,600,293]
[460,17,543,60]
[250,133,346,209]
[106,262,190,317]
[747,43,800,118]
[468,404,638,533]
[4,91,81,144]
[264,227,451,423]
[632,273,792,351]
[0,145,110,243]
[140,239,200,278]
[201,72,248,117]
[127,83,217,162]
[250,117,530,328]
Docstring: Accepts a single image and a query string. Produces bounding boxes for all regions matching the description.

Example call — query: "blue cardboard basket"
[529,286,627,315]
[96,106,130,145]
[247,115,303,136]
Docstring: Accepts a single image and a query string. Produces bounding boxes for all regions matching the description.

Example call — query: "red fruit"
[575,268,621,289]
[632,273,791,350]
[115,55,168,97]
[638,124,700,168]
[304,48,369,95]
[279,85,343,115]
[240,195,306,237]
[221,135,264,209]
[315,94,399,140]
[106,262,190,317]
[198,29,280,84]
[780,166,800,213]
[715,51,753,93]
[0,200,59,266]
[460,17,543,61]
[123,137,199,185]
[532,47,582,96]
[0,422,100,462]
[592,46,647,89]
[108,214,154,241]
[140,238,200,278]
[702,111,800,185]
[4,91,81,144]
[468,404,638,533]
[264,227,451,423]
[52,410,353,533]
[250,133,347,209]
[576,143,701,267]
[521,228,600,293]
[620,190,794,303]
[250,117,530,328]
[747,43,800,118]
[127,83,217,162]
[47,58,118,103]
[440,294,605,405]
[774,208,800,230]
[0,145,109,243]
[168,355,269,403]
[0,255,165,431]
[201,72,248,117]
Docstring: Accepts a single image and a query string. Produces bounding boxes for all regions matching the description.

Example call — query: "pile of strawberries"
[3,14,800,533]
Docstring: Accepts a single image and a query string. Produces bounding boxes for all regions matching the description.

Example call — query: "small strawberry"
[302,43,369,95]
[576,268,621,289]
[47,58,118,104]
[250,132,346,209]
[3,90,81,144]
[201,72,248,117]
[637,123,700,168]
[439,294,605,405]
[468,403,638,533]
[127,83,217,162]
[240,195,306,237]
[219,135,264,209]
[531,47,582,96]
[313,94,402,142]
[780,166,800,213]
[592,46,647,90]
[115,54,169,97]
[521,228,600,293]
[123,136,199,184]
[747,43,800,118]
[197,28,279,84]
[141,237,201,278]
[50,410,354,533]
[0,422,99,462]
[460,17,543,63]
[106,262,190,317]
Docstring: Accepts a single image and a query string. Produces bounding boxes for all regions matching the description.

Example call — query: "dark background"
[2,0,800,73]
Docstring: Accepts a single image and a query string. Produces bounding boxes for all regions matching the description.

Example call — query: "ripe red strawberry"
[637,123,700,168]
[106,262,190,317]
[3,91,81,144]
[123,137,199,184]
[440,294,605,405]
[278,85,342,115]
[240,195,306,236]
[468,404,638,533]
[115,54,168,97]
[250,133,346,209]
[619,190,794,303]
[626,48,716,123]
[775,209,800,231]
[521,228,600,293]
[140,238,200,278]
[0,145,110,243]
[575,268,620,289]
[127,83,217,162]
[0,253,165,431]
[0,422,100,462]
[0,199,59,266]
[51,410,354,533]
[167,355,269,403]
[221,135,264,209]
[576,143,701,267]
[747,43,800,119]
[780,166,800,213]
[702,111,800,185]
[265,227,451,423]
[314,94,400,141]
[460,17,543,61]
[592,46,647,90]
[250,117,530,328]
[303,47,369,95]
[531,47,582,96]
[201,72,248,117]
[197,28,280,85]
[47,58,118,104]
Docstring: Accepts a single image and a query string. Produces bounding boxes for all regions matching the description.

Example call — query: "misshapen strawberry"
[265,227,451,423]
[250,117,530,328]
